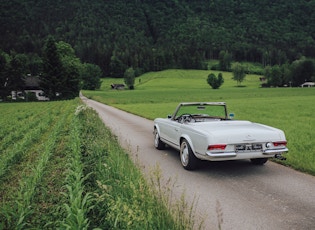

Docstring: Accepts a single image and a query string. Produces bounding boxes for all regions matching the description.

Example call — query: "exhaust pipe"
[275,154,286,161]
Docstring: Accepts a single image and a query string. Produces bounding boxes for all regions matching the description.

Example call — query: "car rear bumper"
[199,148,288,161]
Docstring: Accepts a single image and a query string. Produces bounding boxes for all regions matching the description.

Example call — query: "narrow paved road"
[82,96,315,230]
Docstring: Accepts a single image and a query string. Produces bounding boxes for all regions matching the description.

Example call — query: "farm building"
[111,84,125,90]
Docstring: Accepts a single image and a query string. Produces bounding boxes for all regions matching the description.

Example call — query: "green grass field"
[83,69,315,175]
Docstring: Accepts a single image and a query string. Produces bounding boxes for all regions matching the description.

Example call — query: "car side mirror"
[229,113,235,119]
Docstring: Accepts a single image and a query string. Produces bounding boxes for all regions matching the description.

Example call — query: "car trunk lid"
[191,120,283,143]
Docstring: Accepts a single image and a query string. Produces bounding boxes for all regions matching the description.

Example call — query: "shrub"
[232,62,246,85]
[124,67,135,90]
[207,73,224,89]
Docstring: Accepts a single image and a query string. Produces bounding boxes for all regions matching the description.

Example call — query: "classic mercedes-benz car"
[153,102,288,170]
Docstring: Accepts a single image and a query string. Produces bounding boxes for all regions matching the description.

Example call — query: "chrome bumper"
[204,147,288,159]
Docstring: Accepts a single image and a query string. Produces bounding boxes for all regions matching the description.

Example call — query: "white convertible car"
[154,102,288,170]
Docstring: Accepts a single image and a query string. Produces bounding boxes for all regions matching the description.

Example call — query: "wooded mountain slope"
[1,0,314,76]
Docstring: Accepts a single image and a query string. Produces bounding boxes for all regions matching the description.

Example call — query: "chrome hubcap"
[154,132,159,147]
[181,142,189,166]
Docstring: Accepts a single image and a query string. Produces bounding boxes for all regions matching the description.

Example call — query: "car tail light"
[208,144,227,151]
[273,141,287,147]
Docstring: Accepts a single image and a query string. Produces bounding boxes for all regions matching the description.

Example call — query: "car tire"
[180,139,198,170]
[250,158,268,165]
[154,128,165,150]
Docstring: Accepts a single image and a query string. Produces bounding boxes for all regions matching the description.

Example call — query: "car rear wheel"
[180,139,198,170]
[154,129,165,150]
[250,158,268,165]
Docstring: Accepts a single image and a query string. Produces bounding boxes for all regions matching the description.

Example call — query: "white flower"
[75,105,87,116]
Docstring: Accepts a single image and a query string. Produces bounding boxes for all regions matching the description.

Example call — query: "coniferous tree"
[219,51,232,71]
[81,63,102,90]
[109,55,127,78]
[56,41,81,99]
[40,36,64,100]
[1,1,315,78]
[7,53,27,98]
[290,58,315,86]
[0,52,9,100]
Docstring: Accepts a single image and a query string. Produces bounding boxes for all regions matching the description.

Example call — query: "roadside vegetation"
[83,69,315,176]
[0,99,202,229]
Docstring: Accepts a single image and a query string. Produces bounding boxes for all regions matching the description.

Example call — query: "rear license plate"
[235,143,262,152]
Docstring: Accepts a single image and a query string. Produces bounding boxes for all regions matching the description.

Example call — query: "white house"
[11,76,50,101]
[301,82,315,87]
[12,89,49,101]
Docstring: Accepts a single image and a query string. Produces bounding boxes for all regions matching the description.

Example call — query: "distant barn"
[111,84,125,90]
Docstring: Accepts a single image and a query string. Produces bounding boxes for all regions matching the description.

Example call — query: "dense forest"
[1,0,315,80]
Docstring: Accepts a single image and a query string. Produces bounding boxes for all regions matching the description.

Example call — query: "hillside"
[1,0,315,76]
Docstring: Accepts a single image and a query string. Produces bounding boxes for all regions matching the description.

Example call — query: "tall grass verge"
[148,164,205,229]
[76,105,204,229]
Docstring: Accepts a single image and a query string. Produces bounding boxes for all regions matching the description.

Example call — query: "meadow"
[0,100,199,229]
[83,69,315,175]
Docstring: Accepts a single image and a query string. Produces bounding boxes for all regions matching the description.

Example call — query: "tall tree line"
[0,38,102,101]
[1,0,314,78]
